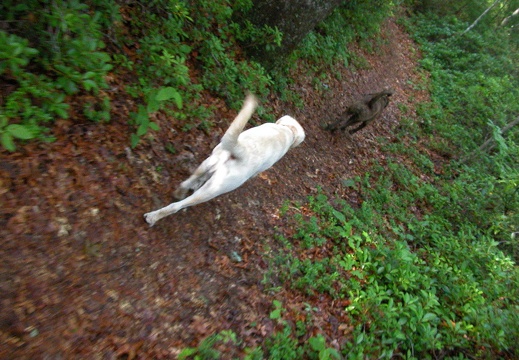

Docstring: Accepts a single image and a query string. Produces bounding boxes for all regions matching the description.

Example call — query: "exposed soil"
[1,18,433,358]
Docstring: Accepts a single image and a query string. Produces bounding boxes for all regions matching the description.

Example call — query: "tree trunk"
[242,0,343,68]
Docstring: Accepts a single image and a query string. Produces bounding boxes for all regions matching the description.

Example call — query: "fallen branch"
[460,116,519,163]
[501,7,519,26]
[460,0,502,35]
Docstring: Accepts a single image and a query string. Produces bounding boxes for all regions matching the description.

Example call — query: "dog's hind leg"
[172,154,220,199]
[144,194,202,226]
[173,167,212,200]
[144,190,210,226]
[144,170,236,226]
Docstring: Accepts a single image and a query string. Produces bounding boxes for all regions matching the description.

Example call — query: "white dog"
[144,94,305,226]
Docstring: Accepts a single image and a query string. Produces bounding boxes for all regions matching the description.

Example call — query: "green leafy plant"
[268,178,518,358]
[129,86,183,148]
[294,0,397,69]
[198,34,273,109]
[265,326,304,360]
[264,300,341,359]
[121,0,282,141]
[178,330,238,360]
[308,335,341,360]
[0,122,37,152]
[269,299,284,321]
[0,1,115,150]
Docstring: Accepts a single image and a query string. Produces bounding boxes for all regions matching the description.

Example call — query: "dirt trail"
[0,19,429,358]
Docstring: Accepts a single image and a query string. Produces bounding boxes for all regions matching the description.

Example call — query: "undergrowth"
[252,10,518,360]
[0,0,279,149]
[5,1,517,358]
[1,0,397,150]
[266,170,518,359]
[176,5,518,359]
[0,0,115,150]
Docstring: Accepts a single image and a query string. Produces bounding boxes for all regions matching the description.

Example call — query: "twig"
[460,116,519,163]
[460,0,502,36]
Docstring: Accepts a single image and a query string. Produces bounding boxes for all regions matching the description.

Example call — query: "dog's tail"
[220,93,258,152]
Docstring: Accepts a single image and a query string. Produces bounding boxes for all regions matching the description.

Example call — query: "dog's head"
[276,115,305,148]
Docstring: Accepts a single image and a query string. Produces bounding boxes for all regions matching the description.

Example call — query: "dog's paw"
[143,212,158,227]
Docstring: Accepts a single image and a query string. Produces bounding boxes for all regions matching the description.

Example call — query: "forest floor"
[1,18,436,358]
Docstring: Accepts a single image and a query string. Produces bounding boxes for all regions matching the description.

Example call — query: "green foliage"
[176,310,341,360]
[120,0,280,144]
[410,0,519,33]
[121,0,192,145]
[268,175,518,358]
[231,19,283,53]
[0,0,115,150]
[265,326,304,360]
[260,14,519,355]
[177,330,239,360]
[308,335,341,360]
[295,0,397,68]
[176,301,340,360]
[188,0,276,109]
[0,0,283,150]
[128,87,184,148]
[409,14,519,149]
[264,301,340,360]
[0,30,58,149]
[198,34,273,109]
[405,13,519,243]
[269,299,284,320]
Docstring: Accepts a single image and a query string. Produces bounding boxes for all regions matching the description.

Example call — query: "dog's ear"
[276,115,305,148]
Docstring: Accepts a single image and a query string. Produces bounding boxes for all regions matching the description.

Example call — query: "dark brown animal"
[325,89,393,134]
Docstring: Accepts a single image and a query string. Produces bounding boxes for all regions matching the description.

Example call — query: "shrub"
[0,0,115,150]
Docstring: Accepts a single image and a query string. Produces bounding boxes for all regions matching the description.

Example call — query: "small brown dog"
[325,89,393,134]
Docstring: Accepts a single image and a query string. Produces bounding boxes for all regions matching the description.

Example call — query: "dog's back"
[367,89,392,115]
[235,118,302,177]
